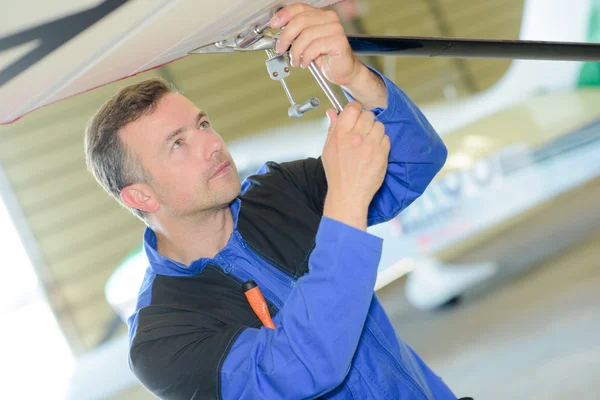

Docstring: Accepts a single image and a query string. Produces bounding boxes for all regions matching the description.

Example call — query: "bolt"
[284,67,289,73]
[273,72,279,77]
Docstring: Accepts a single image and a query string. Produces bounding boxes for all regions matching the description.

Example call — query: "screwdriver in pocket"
[243,280,276,329]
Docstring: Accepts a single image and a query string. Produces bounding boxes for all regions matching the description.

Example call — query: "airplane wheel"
[437,295,462,310]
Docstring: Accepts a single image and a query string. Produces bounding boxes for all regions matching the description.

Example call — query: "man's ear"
[120,184,159,213]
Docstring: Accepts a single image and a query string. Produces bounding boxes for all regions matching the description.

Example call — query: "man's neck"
[151,206,234,266]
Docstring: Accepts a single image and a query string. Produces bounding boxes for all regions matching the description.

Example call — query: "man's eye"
[173,139,183,149]
[199,120,210,129]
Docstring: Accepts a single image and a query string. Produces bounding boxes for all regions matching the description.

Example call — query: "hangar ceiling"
[0,0,525,353]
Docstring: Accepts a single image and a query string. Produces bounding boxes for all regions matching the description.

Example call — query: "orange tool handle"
[243,280,276,329]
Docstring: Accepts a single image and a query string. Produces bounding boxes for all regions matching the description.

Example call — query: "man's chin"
[202,179,241,208]
[224,181,242,203]
[215,174,241,195]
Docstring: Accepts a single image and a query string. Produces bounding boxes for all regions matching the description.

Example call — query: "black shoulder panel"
[237,158,327,278]
[129,266,276,400]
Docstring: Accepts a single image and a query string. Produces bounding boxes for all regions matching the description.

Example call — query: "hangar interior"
[1,0,599,399]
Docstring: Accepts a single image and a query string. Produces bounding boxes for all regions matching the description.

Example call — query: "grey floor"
[379,230,600,400]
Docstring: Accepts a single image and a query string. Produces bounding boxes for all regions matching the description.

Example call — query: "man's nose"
[205,135,223,161]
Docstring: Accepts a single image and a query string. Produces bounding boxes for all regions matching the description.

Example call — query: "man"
[85,4,457,399]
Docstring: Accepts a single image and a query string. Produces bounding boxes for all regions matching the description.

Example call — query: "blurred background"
[1,0,599,399]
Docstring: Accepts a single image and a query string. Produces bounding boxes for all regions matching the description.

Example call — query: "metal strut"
[307,61,344,114]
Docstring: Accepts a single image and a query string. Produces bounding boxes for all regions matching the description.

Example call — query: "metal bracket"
[265,52,290,80]
[265,49,319,119]
[189,36,276,54]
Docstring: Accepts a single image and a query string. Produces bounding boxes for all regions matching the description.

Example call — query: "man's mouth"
[210,160,231,179]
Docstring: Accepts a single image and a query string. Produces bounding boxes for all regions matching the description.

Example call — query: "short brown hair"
[84,78,176,221]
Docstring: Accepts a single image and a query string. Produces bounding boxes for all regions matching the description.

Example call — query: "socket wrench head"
[288,97,320,119]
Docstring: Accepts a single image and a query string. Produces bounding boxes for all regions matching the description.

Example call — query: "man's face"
[120,93,241,217]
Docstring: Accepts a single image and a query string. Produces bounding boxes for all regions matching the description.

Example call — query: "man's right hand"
[321,102,391,231]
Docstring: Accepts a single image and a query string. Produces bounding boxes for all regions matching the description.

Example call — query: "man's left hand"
[270,4,362,87]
